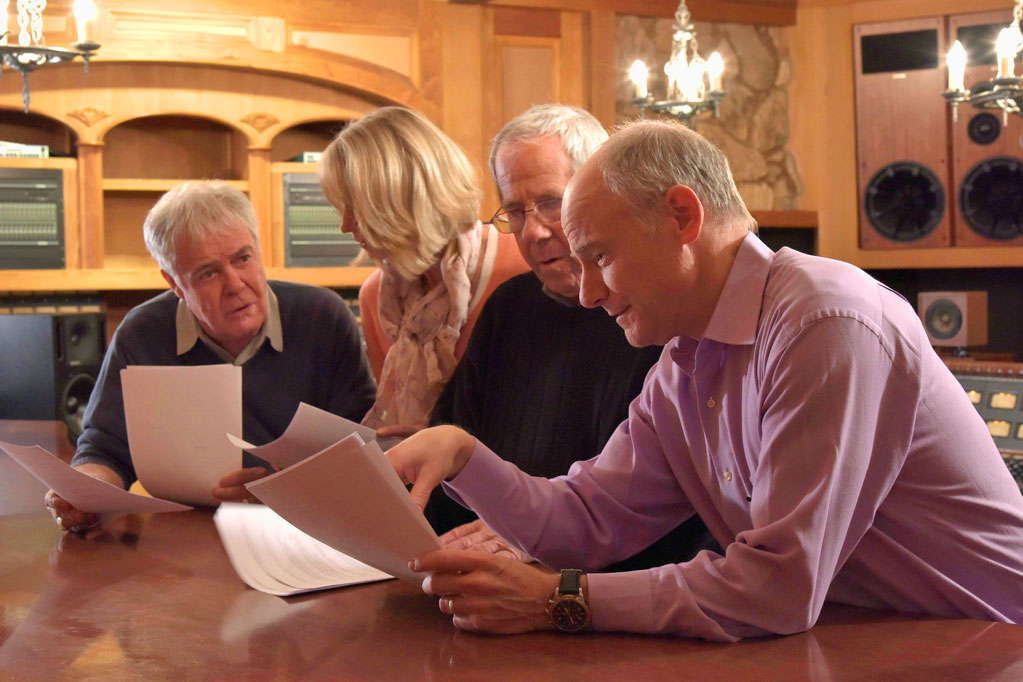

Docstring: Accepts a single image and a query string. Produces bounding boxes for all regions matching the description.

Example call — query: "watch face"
[551,598,589,632]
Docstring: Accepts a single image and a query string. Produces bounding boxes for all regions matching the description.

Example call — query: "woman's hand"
[386,425,477,510]
[376,423,429,440]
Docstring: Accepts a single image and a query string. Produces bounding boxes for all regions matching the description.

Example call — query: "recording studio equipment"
[944,358,1023,491]
[918,291,988,348]
[854,17,952,249]
[283,173,362,267]
[949,10,1023,247]
[0,312,106,442]
[0,167,64,269]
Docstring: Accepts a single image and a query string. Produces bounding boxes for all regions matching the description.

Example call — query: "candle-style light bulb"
[995,26,1021,79]
[629,59,648,99]
[947,40,967,91]
[72,0,97,45]
[707,52,724,92]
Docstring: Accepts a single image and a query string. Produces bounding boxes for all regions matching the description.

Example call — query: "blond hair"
[319,107,482,280]
[143,181,260,275]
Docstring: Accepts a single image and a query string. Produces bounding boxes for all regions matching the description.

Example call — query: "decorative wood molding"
[67,107,109,127]
[474,0,797,25]
[241,113,281,132]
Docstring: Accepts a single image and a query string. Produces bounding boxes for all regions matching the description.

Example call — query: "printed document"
[122,365,242,506]
[245,434,440,583]
[0,441,191,515]
[227,402,400,469]
[214,502,392,596]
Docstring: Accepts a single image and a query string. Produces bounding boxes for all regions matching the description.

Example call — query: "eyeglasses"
[488,197,562,234]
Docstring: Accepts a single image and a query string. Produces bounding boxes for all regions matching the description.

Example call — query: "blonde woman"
[320,106,528,436]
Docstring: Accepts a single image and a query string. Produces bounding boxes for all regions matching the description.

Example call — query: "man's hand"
[212,467,273,503]
[44,462,123,533]
[441,519,533,563]
[386,425,477,511]
[412,549,558,634]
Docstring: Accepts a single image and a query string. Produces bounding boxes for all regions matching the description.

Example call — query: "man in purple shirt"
[388,119,1023,640]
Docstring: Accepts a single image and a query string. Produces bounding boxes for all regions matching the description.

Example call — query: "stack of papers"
[224,404,441,588]
[5,360,440,598]
[213,503,391,596]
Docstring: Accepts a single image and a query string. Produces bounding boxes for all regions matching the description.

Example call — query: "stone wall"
[615,16,802,211]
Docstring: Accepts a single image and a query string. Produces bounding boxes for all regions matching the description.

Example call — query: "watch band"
[558,568,582,596]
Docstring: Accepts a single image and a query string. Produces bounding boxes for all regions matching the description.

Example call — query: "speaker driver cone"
[61,373,96,444]
[959,157,1023,241]
[864,161,945,242]
[924,299,963,340]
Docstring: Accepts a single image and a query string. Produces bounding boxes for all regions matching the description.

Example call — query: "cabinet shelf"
[102,178,250,192]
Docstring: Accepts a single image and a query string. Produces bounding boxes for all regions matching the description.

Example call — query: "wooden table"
[2,422,1022,681]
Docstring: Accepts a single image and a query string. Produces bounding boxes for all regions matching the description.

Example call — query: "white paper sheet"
[0,441,192,515]
[245,434,440,583]
[227,402,400,469]
[213,502,392,596]
[122,365,242,507]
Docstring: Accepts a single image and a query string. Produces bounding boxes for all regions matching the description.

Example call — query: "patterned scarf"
[362,222,483,429]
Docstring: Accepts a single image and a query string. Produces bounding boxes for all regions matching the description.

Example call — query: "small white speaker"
[918,291,988,348]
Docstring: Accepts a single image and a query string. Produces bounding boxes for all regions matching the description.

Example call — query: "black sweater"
[429,272,718,571]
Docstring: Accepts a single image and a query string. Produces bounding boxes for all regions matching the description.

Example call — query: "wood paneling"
[494,7,561,37]
[481,0,797,26]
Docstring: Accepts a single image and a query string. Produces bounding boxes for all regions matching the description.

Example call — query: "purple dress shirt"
[445,233,1023,641]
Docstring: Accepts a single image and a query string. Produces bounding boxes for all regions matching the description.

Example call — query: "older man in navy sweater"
[45,182,375,532]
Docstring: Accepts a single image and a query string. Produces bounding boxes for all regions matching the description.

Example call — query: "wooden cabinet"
[0,60,385,293]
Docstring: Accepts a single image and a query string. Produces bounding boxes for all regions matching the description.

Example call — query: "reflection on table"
[1,421,1021,681]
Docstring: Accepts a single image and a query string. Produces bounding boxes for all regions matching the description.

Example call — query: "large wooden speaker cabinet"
[949,10,1023,247]
[854,17,952,250]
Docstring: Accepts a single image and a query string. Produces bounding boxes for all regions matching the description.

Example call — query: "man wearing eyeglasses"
[427,105,716,570]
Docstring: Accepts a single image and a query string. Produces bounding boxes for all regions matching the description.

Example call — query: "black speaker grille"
[864,162,945,242]
[959,157,1023,241]
[967,113,1001,146]
[924,299,963,340]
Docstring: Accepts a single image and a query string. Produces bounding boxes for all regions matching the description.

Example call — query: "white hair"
[599,119,756,231]
[143,182,260,274]
[489,104,608,182]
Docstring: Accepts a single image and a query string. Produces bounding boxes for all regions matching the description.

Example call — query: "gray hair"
[489,104,608,182]
[143,181,260,274]
[599,119,756,231]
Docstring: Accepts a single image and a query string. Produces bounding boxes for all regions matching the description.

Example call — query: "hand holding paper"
[0,441,191,516]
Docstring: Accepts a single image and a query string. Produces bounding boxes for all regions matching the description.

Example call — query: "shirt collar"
[175,285,283,364]
[699,231,775,347]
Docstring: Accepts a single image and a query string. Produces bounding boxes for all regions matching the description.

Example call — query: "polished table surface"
[2,422,1023,681]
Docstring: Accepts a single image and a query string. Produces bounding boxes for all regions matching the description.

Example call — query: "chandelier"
[943,0,1023,123]
[627,0,725,124]
[0,0,100,112]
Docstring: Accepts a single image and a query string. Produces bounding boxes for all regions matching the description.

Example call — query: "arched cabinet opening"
[101,115,249,271]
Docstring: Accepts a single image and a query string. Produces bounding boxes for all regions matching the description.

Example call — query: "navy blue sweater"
[73,281,375,487]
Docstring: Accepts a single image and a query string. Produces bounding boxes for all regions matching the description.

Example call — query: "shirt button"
[706,397,716,408]
[723,471,732,482]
